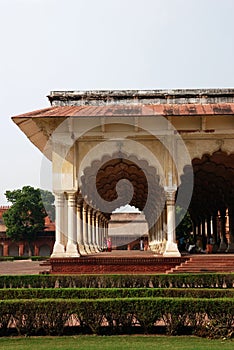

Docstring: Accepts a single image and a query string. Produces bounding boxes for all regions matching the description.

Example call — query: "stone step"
[167,254,234,274]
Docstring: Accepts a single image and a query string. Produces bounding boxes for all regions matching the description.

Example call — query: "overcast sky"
[0,0,234,205]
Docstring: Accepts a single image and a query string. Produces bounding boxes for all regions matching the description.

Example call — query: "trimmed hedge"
[0,273,233,289]
[0,297,233,336]
[1,287,234,300]
[0,257,14,262]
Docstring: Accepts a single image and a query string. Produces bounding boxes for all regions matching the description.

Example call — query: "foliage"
[0,273,233,338]
[0,298,233,337]
[40,189,55,221]
[3,186,47,256]
[176,206,193,245]
[0,273,234,289]
[1,287,234,301]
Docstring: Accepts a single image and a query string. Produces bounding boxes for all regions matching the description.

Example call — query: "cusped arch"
[39,244,51,256]
[80,152,165,223]
[78,141,166,188]
[180,150,234,219]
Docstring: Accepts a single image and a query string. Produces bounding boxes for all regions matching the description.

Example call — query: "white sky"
[1,0,234,205]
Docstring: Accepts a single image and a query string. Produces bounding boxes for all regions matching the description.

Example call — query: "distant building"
[108,212,148,250]
[0,206,55,257]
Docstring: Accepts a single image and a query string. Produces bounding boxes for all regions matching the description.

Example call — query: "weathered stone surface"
[48,89,234,106]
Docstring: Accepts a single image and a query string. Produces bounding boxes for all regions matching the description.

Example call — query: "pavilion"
[12,89,234,272]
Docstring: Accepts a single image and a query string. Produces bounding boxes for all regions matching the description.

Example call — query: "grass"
[0,335,233,350]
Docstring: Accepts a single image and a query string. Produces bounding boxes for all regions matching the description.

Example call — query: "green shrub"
[0,297,233,337]
[0,257,14,262]
[0,287,234,300]
[0,273,233,289]
[31,256,49,261]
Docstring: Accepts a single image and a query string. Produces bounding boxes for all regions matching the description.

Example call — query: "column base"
[218,241,228,252]
[78,244,88,256]
[150,241,162,255]
[226,242,234,253]
[84,244,92,254]
[66,242,80,257]
[163,241,181,257]
[89,244,97,254]
[159,239,167,254]
[51,242,66,258]
[93,244,100,253]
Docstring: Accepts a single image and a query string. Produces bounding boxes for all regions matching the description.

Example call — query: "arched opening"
[0,244,3,256]
[9,243,19,257]
[23,246,29,257]
[80,152,165,251]
[39,244,51,256]
[179,151,234,253]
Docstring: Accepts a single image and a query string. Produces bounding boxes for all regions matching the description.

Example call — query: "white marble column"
[227,207,234,252]
[100,216,104,250]
[163,206,167,241]
[104,219,108,242]
[92,210,98,252]
[66,192,80,257]
[95,212,101,251]
[82,203,90,253]
[51,192,66,257]
[163,186,181,257]
[77,198,87,255]
[87,207,95,253]
[158,214,163,253]
[150,225,154,251]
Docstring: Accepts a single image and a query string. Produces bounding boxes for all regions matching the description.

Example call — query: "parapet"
[48,88,234,107]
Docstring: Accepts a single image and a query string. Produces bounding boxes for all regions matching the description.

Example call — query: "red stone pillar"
[34,245,39,256]
[19,243,24,257]
[3,243,9,257]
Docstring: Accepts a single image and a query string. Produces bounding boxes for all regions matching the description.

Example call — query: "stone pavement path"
[0,260,49,275]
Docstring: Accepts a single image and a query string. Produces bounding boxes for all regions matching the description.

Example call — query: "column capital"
[67,192,77,207]
[82,202,88,213]
[95,210,101,218]
[54,192,65,206]
[76,193,83,207]
[54,191,65,196]
[164,185,177,204]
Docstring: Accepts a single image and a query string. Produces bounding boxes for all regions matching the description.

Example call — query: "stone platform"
[50,251,188,274]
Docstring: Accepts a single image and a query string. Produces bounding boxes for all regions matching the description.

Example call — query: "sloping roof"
[12,103,234,119]
[12,103,234,160]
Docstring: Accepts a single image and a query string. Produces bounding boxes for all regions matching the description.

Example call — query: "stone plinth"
[50,255,188,274]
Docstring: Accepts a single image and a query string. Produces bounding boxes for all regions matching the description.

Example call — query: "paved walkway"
[0,260,47,275]
[0,252,161,275]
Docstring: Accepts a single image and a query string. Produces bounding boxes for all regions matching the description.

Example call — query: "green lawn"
[0,336,233,350]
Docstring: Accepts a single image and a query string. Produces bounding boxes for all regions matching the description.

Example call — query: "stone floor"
[0,251,156,275]
[0,260,48,275]
[0,251,179,275]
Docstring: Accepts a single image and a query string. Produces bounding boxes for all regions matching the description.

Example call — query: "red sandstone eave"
[11,103,234,161]
[11,103,234,119]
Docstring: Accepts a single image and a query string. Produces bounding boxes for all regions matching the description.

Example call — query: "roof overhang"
[12,103,234,160]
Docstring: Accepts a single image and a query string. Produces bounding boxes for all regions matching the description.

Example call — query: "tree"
[40,189,55,222]
[3,186,48,256]
[176,206,193,251]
